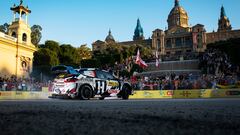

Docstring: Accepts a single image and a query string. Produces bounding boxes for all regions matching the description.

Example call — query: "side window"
[96,70,114,80]
[96,70,105,79]
[103,72,114,80]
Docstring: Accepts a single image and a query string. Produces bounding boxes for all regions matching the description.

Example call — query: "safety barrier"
[0,87,49,100]
[1,88,240,100]
[129,89,240,99]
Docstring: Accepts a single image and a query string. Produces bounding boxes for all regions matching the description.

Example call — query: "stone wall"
[206,30,240,44]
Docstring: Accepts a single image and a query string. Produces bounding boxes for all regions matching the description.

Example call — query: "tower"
[8,0,32,45]
[218,5,232,32]
[167,0,189,31]
[133,18,145,41]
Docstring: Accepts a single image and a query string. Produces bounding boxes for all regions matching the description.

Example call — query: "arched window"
[12,32,17,38]
[22,33,27,42]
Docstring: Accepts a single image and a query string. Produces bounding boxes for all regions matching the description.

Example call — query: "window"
[22,33,27,42]
[12,32,17,38]
[103,71,114,80]
[166,39,172,48]
[176,16,180,25]
[175,38,182,47]
[96,70,114,80]
[185,37,193,47]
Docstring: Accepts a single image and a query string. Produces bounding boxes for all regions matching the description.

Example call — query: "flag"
[135,49,148,68]
[155,51,159,68]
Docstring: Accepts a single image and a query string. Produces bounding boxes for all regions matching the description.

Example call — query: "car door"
[101,71,120,95]
[95,70,108,94]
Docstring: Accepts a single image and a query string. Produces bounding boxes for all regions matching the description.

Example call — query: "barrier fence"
[129,89,240,99]
[0,87,49,100]
[0,87,240,100]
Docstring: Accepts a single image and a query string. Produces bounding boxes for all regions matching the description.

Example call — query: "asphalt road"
[0,99,240,135]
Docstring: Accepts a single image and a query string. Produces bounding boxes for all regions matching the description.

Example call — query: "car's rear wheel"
[79,85,93,100]
[122,85,130,100]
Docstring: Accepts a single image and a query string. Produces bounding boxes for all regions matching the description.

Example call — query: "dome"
[167,0,189,30]
[105,29,115,43]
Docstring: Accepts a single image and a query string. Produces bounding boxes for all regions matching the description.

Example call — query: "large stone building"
[92,0,240,56]
[0,0,37,78]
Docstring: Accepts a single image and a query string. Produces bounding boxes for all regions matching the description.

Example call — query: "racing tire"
[79,85,93,100]
[122,85,130,100]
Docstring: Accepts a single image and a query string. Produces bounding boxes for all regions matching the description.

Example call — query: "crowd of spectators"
[199,48,233,75]
[0,75,46,91]
[130,48,240,90]
[131,73,240,90]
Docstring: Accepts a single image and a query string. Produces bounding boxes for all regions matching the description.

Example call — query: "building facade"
[92,0,240,56]
[0,1,37,78]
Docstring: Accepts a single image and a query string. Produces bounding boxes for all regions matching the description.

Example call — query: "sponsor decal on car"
[107,81,119,87]
[108,89,120,94]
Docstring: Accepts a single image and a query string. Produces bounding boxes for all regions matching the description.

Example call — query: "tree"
[33,48,59,67]
[44,40,61,55]
[32,48,59,81]
[136,45,153,59]
[76,44,92,63]
[122,46,130,60]
[59,44,79,67]
[0,23,9,34]
[92,43,121,67]
[81,59,100,68]
[31,25,42,46]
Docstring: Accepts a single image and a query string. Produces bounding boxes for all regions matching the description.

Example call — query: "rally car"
[50,68,133,100]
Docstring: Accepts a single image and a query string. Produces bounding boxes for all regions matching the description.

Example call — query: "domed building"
[93,0,240,59]
[167,0,190,33]
[152,0,240,56]
[105,29,115,44]
[152,0,206,56]
[92,29,117,51]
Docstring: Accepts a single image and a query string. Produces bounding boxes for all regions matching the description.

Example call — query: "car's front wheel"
[79,85,93,100]
[122,85,131,100]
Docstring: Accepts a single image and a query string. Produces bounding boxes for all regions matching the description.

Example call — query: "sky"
[0,0,240,49]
